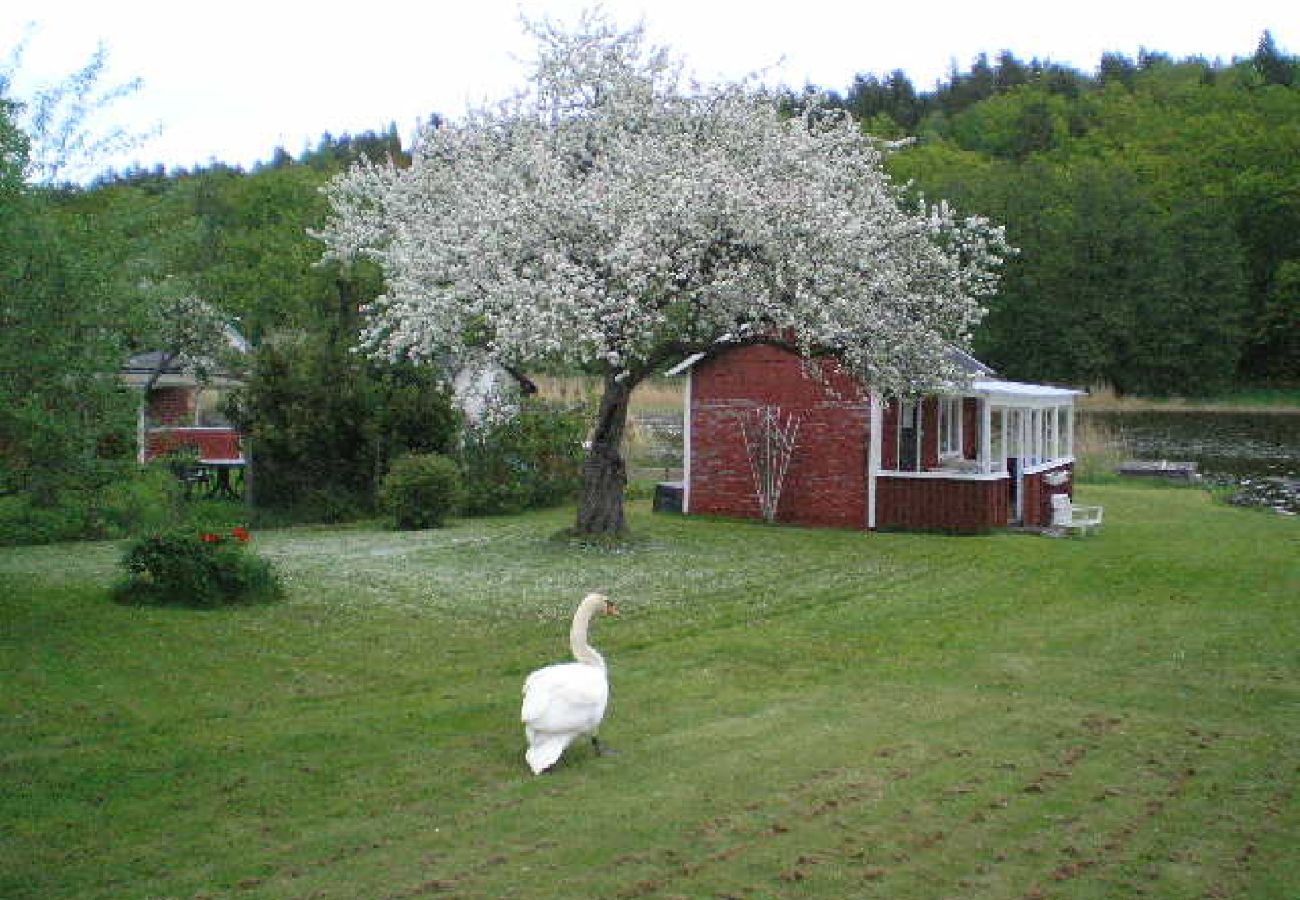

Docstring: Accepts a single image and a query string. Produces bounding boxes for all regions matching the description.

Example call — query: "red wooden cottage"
[120,350,245,465]
[667,342,1081,533]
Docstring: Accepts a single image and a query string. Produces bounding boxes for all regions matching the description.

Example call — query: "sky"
[2,0,1295,179]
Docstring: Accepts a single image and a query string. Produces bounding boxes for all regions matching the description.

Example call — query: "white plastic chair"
[1050,493,1104,535]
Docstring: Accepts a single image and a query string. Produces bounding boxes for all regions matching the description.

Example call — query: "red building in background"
[120,350,244,464]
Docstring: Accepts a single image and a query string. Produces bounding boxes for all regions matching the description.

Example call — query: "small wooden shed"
[669,342,1082,533]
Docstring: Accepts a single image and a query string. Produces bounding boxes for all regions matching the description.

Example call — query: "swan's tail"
[525,731,572,774]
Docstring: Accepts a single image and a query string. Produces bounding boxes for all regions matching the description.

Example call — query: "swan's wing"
[521,663,609,733]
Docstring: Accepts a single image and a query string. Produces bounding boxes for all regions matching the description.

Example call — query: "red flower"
[232,527,251,543]
[200,532,222,544]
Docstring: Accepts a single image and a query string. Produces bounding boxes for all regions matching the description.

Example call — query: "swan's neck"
[570,599,605,669]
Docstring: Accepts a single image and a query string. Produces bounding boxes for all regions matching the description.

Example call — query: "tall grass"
[1072,413,1130,483]
[534,375,685,478]
[533,374,685,415]
[537,374,1300,415]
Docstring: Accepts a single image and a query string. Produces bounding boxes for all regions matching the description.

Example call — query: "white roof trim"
[968,379,1084,404]
[664,353,706,377]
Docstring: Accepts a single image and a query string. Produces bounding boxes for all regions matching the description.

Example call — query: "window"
[194,389,233,428]
[939,398,962,458]
[989,407,1006,473]
[896,401,920,471]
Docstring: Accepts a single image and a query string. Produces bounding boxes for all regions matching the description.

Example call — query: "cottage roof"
[120,325,249,390]
[663,352,706,377]
[666,341,1082,406]
[664,343,997,380]
[947,346,996,377]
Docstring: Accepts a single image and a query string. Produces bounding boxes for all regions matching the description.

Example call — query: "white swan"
[522,592,619,774]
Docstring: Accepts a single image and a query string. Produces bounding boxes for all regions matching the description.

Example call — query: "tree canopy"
[316,12,1011,534]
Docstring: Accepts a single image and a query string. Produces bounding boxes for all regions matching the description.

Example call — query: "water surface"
[1083,410,1300,513]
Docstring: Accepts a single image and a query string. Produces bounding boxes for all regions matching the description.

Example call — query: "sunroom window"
[938,397,962,458]
[194,389,233,428]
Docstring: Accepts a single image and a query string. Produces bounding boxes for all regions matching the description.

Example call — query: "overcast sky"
[2,0,1294,178]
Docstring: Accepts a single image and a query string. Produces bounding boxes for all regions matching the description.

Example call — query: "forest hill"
[93,35,1299,397]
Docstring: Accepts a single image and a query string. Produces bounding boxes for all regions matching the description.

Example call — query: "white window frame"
[938,397,963,459]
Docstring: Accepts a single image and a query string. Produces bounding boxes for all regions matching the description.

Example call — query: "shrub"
[0,461,191,546]
[457,400,586,516]
[0,494,90,546]
[94,465,185,536]
[113,528,283,608]
[227,334,459,522]
[379,453,462,530]
[227,333,377,515]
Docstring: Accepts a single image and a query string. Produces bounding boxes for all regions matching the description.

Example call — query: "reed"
[528,375,684,480]
[1072,412,1130,482]
[1080,383,1300,413]
[533,374,685,415]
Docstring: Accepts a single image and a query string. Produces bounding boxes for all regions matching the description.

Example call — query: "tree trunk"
[574,374,635,536]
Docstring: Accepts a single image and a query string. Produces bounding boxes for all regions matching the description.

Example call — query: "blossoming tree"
[315,12,1010,536]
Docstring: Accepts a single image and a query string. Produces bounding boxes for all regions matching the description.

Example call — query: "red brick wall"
[876,475,1009,533]
[689,345,870,529]
[148,388,193,426]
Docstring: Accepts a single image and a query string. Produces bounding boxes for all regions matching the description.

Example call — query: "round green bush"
[379,453,462,530]
[113,528,283,608]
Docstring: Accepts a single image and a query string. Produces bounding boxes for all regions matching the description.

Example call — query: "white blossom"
[314,13,1009,401]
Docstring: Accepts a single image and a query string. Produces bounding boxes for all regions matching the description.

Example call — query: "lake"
[1082,410,1300,514]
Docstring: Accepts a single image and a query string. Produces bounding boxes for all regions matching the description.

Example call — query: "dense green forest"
[1,33,1297,526]
[823,32,1299,394]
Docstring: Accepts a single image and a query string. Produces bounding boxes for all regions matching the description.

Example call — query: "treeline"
[3,31,1295,539]
[76,32,1297,397]
[74,127,412,346]
[5,32,1298,433]
[803,31,1298,393]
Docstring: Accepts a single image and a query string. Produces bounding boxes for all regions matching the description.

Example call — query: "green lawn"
[2,485,1297,899]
